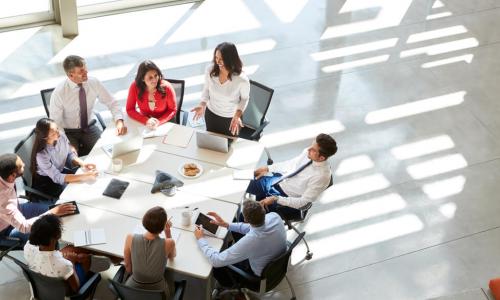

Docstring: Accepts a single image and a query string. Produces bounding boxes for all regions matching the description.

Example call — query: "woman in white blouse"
[191,42,250,136]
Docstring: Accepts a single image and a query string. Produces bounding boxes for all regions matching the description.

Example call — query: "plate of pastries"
[178,162,203,179]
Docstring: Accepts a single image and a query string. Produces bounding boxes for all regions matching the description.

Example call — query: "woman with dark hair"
[126,60,177,129]
[191,42,250,136]
[24,214,111,294]
[123,206,176,297]
[31,118,98,198]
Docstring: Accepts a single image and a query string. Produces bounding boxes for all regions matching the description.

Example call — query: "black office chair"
[0,236,22,262]
[216,232,305,300]
[6,254,101,300]
[240,80,274,165]
[165,78,186,125]
[40,88,107,130]
[109,265,186,300]
[14,128,57,201]
[277,176,334,262]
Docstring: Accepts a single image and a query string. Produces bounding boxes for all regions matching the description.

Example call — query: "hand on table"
[50,203,76,216]
[83,163,96,171]
[116,119,127,136]
[194,225,204,240]
[146,118,159,130]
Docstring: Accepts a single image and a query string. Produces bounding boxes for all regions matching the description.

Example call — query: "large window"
[0,1,54,28]
[77,0,183,17]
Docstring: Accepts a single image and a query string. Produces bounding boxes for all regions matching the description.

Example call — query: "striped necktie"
[273,160,312,186]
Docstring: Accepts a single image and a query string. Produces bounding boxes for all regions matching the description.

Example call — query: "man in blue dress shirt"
[194,200,286,289]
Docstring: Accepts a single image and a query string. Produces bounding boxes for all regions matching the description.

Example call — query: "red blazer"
[126,80,177,125]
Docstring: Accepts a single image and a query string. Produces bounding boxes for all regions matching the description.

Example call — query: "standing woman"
[126,60,177,129]
[191,42,250,136]
[31,118,98,198]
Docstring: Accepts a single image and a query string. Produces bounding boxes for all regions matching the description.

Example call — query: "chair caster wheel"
[305,252,313,260]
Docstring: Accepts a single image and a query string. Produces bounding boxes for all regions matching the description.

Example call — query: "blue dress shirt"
[36,133,77,185]
[196,212,286,276]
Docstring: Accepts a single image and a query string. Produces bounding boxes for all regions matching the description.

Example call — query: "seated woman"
[126,60,177,129]
[123,206,176,297]
[31,118,98,198]
[24,214,111,294]
[191,42,250,136]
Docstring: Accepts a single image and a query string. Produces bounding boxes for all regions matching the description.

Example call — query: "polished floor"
[1,0,500,299]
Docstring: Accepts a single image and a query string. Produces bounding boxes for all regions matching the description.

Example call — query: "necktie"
[273,160,312,186]
[78,83,88,130]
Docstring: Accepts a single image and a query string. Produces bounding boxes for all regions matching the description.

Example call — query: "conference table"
[57,117,265,299]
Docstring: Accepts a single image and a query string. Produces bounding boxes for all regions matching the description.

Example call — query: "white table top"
[60,204,222,279]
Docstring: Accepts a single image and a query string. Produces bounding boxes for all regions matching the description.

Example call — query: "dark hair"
[242,200,265,227]
[63,55,85,74]
[316,134,337,159]
[135,60,166,100]
[142,206,167,234]
[29,214,62,246]
[210,42,243,81]
[30,118,55,180]
[0,153,19,180]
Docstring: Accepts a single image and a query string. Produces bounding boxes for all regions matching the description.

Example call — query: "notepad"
[232,169,255,180]
[73,228,106,247]
[162,126,194,148]
[133,223,181,243]
[142,123,175,139]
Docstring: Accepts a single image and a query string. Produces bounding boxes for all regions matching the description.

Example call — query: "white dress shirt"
[49,77,123,129]
[269,148,332,209]
[201,65,250,118]
[24,242,74,280]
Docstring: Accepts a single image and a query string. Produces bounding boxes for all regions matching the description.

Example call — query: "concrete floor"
[2,0,500,299]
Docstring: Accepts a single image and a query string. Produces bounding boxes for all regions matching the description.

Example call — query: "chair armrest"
[172,280,186,300]
[24,186,58,202]
[74,272,101,299]
[93,111,107,130]
[249,120,269,140]
[180,110,188,126]
[113,265,126,282]
[226,264,261,283]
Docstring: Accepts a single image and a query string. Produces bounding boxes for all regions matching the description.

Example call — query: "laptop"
[101,134,143,158]
[196,131,233,153]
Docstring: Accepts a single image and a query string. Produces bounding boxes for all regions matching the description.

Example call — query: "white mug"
[181,210,192,226]
[112,159,123,172]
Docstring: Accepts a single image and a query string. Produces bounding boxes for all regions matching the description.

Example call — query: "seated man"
[49,55,127,156]
[248,133,337,219]
[0,153,75,245]
[194,200,286,289]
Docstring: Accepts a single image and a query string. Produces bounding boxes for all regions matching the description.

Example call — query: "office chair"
[166,78,187,125]
[0,236,22,262]
[14,128,58,201]
[276,176,334,262]
[216,232,305,300]
[6,254,101,300]
[40,88,107,131]
[109,265,187,300]
[240,80,274,165]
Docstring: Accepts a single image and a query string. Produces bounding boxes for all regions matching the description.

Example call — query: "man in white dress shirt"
[247,133,337,219]
[49,55,127,156]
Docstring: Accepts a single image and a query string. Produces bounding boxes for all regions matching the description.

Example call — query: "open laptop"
[101,134,143,158]
[196,131,233,153]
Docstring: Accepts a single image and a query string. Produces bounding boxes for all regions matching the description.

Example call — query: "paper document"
[73,228,106,247]
[232,169,255,180]
[133,223,181,243]
[187,111,206,127]
[142,123,174,139]
[162,126,194,148]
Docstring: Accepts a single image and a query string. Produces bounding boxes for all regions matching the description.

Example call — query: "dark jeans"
[65,122,102,156]
[0,201,51,245]
[32,164,78,199]
[245,174,301,220]
[204,108,237,137]
[213,259,259,291]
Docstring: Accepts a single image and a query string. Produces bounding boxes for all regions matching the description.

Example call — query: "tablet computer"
[48,201,80,217]
[195,213,219,235]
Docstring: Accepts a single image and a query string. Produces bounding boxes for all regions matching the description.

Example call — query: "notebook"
[73,228,106,247]
[48,201,80,217]
[102,179,129,199]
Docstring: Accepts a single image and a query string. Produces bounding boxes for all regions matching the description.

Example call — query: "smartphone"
[195,213,219,235]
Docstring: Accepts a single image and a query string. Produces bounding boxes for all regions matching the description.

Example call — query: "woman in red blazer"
[126,60,177,129]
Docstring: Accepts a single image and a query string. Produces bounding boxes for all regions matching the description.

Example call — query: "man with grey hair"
[49,55,127,156]
[194,200,286,289]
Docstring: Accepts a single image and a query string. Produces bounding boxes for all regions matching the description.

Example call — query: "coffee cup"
[181,209,192,226]
[112,159,123,173]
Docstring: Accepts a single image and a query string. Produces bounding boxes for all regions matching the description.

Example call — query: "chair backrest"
[109,279,166,300]
[261,232,305,292]
[9,255,67,300]
[242,80,274,130]
[14,128,36,187]
[166,78,185,125]
[40,88,55,117]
